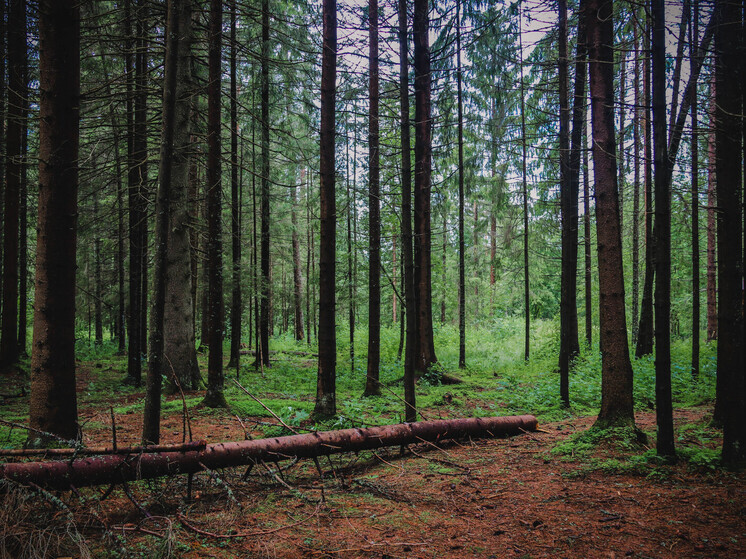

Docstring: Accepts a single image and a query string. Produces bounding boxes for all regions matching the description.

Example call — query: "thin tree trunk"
[456,0,466,369]
[706,72,717,343]
[560,0,585,406]
[257,0,271,369]
[29,0,80,442]
[0,0,25,369]
[202,0,227,409]
[632,18,641,345]
[17,54,28,357]
[315,0,337,417]
[587,0,635,428]
[690,0,700,378]
[584,109,592,346]
[365,0,382,396]
[519,10,530,362]
[94,195,103,345]
[346,132,355,371]
[292,173,304,342]
[399,0,417,422]
[652,0,674,460]
[228,0,242,370]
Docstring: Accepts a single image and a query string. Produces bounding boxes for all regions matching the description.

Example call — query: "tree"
[518,8,530,362]
[714,0,745,466]
[256,0,271,370]
[143,0,184,444]
[0,0,26,370]
[28,0,80,442]
[292,174,305,342]
[652,0,674,460]
[586,0,635,427]
[202,0,227,409]
[399,0,416,422]
[456,0,466,370]
[689,0,700,379]
[364,0,382,396]
[315,0,337,417]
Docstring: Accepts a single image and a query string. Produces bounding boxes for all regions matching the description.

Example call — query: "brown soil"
[2,370,744,558]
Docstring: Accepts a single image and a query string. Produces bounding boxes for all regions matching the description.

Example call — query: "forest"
[0,0,745,556]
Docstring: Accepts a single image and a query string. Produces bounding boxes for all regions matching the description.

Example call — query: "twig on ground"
[177,505,320,539]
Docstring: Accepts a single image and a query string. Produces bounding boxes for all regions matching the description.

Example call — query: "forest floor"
[1,353,745,558]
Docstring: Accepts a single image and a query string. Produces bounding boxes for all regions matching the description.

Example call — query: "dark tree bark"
[17,53,28,357]
[587,0,635,427]
[652,0,675,460]
[583,108,592,347]
[632,19,641,345]
[412,0,437,374]
[399,0,416,422]
[143,0,182,445]
[292,174,304,342]
[93,195,103,346]
[559,0,584,406]
[365,0,382,396]
[0,0,25,370]
[228,0,242,371]
[637,13,654,359]
[315,0,337,417]
[28,0,80,442]
[714,0,745,466]
[456,0,466,370]
[690,0,700,378]
[706,73,717,343]
[518,12,530,362]
[202,0,227,409]
[345,130,355,372]
[0,0,5,321]
[256,0,271,370]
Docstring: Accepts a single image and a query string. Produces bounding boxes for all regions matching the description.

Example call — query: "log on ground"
[0,415,537,490]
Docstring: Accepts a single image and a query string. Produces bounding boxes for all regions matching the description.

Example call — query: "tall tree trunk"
[399,0,417,422]
[17,53,28,357]
[636,13,655,358]
[583,107,592,346]
[412,0,437,374]
[706,73,717,342]
[228,0,242,371]
[0,0,5,324]
[29,0,80,442]
[94,195,103,345]
[256,0,271,370]
[143,0,183,444]
[519,10,530,362]
[560,0,585,407]
[346,130,355,371]
[0,0,25,370]
[365,0,382,396]
[690,0,700,378]
[163,0,200,392]
[292,172,304,342]
[315,0,337,417]
[632,19,641,345]
[456,0,466,370]
[715,0,745,465]
[587,0,635,428]
[618,48,626,236]
[202,0,227,409]
[652,0,675,460]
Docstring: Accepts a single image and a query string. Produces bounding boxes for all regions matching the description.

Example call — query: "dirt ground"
[2,368,745,558]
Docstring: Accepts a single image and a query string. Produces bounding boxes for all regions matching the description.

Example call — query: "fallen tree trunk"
[0,415,537,490]
[0,440,206,458]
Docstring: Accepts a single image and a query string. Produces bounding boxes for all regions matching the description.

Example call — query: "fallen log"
[0,440,206,458]
[0,415,537,490]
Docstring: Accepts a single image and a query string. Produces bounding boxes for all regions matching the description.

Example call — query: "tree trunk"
[706,73,717,343]
[94,195,103,345]
[652,0,674,460]
[143,0,183,444]
[292,174,305,342]
[399,0,416,422]
[17,53,28,357]
[346,133,355,372]
[714,0,745,466]
[690,0,700,378]
[202,0,227,409]
[519,11,530,362]
[413,0,437,374]
[228,0,242,371]
[587,0,635,427]
[0,0,25,370]
[315,0,337,417]
[632,19,641,345]
[456,0,466,370]
[583,107,592,346]
[365,0,382,396]
[256,0,271,370]
[162,0,200,393]
[1,415,538,490]
[28,0,80,443]
[636,13,655,359]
